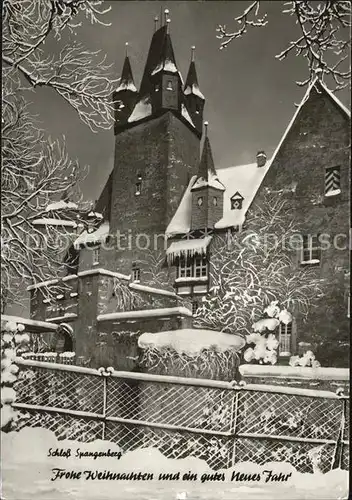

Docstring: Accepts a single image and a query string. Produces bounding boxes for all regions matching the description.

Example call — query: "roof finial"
[164,8,170,25]
[154,16,159,32]
[191,46,195,62]
[125,42,129,57]
[191,45,196,62]
[166,17,171,33]
[204,121,208,137]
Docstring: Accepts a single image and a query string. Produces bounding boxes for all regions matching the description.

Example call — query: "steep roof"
[191,136,225,191]
[184,60,204,100]
[116,56,137,93]
[139,25,181,97]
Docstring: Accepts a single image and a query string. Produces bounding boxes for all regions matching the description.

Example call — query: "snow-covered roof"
[181,103,195,127]
[191,172,225,191]
[97,306,192,322]
[214,161,271,229]
[46,200,78,212]
[166,235,212,263]
[77,268,130,281]
[32,218,77,228]
[128,97,152,123]
[116,80,137,93]
[138,328,245,355]
[166,161,270,234]
[1,314,58,332]
[129,283,176,298]
[165,176,197,237]
[184,84,205,100]
[73,221,110,249]
[151,59,178,75]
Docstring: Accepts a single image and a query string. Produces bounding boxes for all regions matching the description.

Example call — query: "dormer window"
[213,196,218,206]
[230,192,244,210]
[166,80,173,90]
[197,196,203,206]
[325,166,341,196]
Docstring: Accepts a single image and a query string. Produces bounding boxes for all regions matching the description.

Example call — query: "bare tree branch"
[217,1,351,90]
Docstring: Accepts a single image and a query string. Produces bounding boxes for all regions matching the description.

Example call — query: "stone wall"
[252,86,350,367]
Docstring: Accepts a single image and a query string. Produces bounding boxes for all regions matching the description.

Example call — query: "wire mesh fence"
[11,358,349,473]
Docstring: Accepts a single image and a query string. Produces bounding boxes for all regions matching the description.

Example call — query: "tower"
[190,123,225,232]
[113,43,138,132]
[107,11,204,277]
[183,47,205,135]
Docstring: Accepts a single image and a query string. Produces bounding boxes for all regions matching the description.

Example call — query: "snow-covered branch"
[217,1,351,90]
[1,73,101,311]
[194,191,326,336]
[2,0,117,131]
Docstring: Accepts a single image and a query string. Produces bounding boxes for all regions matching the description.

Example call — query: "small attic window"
[231,192,244,210]
[166,80,173,91]
[155,84,160,92]
[197,196,203,207]
[213,196,218,206]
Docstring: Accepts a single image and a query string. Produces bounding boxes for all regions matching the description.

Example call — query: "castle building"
[28,15,350,368]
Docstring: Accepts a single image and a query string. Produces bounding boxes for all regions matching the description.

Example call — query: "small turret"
[190,122,224,231]
[183,47,205,135]
[113,43,137,133]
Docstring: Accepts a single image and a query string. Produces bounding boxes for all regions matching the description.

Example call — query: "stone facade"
[29,21,350,370]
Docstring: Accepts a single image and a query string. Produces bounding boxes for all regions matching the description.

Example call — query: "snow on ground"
[138,328,245,354]
[1,427,348,500]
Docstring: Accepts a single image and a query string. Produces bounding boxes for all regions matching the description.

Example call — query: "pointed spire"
[184,46,205,100]
[139,22,180,97]
[116,49,137,93]
[192,127,225,191]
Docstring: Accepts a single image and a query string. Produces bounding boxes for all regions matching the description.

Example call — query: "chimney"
[256,151,267,168]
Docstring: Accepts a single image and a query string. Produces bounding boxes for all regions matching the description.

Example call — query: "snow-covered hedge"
[1,320,29,430]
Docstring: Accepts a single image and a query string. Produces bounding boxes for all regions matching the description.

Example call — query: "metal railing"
[12,358,349,472]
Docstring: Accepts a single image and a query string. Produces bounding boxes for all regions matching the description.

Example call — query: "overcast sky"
[28,1,350,203]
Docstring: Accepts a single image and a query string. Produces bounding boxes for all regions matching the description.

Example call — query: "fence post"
[229,388,239,468]
[331,397,346,470]
[102,375,107,440]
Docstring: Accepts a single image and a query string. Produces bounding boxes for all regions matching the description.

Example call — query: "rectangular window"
[166,80,173,90]
[279,322,292,355]
[178,258,192,278]
[132,268,140,282]
[325,166,341,196]
[194,255,208,277]
[192,301,199,315]
[92,247,100,265]
[135,182,141,196]
[301,235,321,264]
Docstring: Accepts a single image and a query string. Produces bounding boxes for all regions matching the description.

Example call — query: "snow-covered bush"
[1,320,29,430]
[289,351,321,368]
[243,301,292,365]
